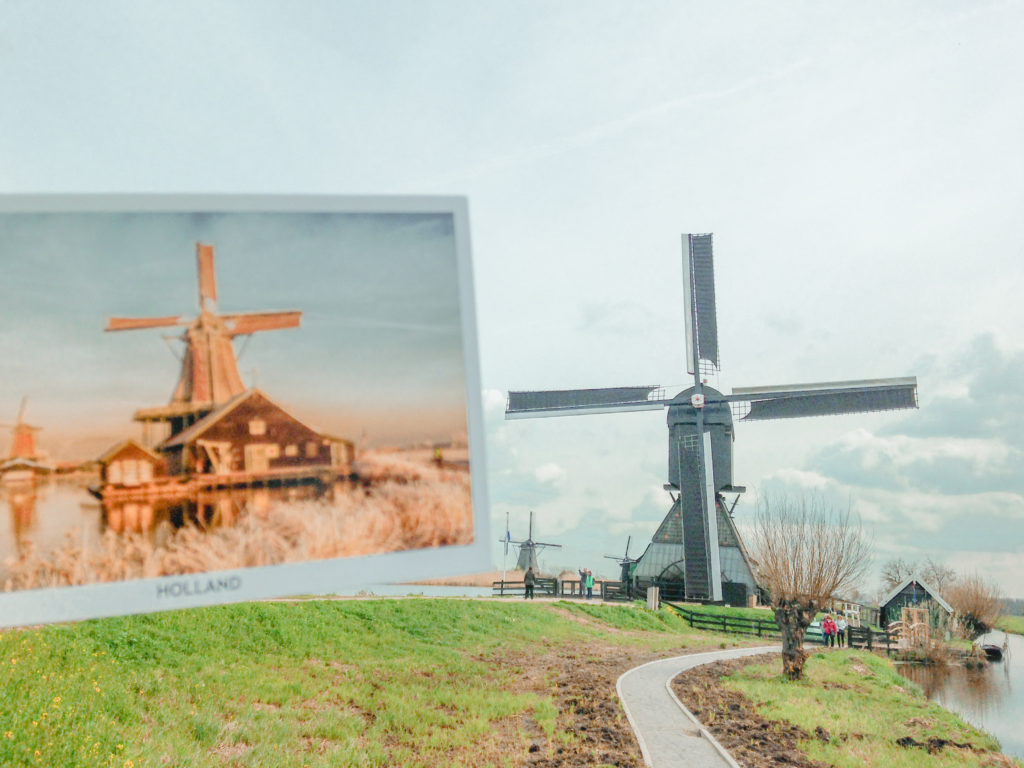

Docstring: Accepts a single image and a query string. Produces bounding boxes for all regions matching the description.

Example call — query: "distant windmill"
[504,510,562,573]
[105,243,302,440]
[604,536,639,588]
[507,233,918,603]
[1,397,41,460]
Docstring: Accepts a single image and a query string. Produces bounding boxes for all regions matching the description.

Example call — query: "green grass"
[0,599,738,768]
[996,615,1024,635]
[722,650,1021,767]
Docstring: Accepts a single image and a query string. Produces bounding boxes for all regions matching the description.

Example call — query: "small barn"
[159,388,351,479]
[879,577,954,631]
[98,440,167,487]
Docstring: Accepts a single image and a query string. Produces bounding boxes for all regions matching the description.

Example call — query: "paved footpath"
[617,645,780,768]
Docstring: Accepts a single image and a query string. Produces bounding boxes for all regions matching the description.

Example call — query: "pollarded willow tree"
[751,493,872,680]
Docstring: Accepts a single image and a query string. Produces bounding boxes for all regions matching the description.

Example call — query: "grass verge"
[996,615,1024,636]
[0,599,743,768]
[720,649,1021,767]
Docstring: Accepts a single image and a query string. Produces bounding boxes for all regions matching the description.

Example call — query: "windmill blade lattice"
[506,386,669,419]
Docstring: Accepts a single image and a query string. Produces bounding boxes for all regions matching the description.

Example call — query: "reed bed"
[4,456,472,591]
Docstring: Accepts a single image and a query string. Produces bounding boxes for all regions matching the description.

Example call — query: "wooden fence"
[491,578,558,597]
[663,601,781,638]
[847,625,896,655]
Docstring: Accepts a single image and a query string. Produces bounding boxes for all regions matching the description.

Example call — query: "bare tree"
[880,557,916,590]
[920,557,958,595]
[946,573,1003,638]
[752,493,872,680]
[881,555,958,596]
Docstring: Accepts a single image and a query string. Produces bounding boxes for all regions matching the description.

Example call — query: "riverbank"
[1,600,1019,767]
[675,648,1022,767]
[996,615,1024,635]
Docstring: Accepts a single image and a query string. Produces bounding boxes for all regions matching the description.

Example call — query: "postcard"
[0,195,490,627]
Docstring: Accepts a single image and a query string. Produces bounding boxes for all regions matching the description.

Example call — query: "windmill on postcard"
[96,243,353,499]
[506,234,918,604]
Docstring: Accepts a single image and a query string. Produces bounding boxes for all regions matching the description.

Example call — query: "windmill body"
[503,510,561,575]
[506,233,918,604]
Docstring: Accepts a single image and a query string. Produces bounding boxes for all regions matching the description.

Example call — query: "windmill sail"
[197,243,218,309]
[683,233,720,375]
[506,386,668,419]
[729,377,918,421]
[106,316,185,331]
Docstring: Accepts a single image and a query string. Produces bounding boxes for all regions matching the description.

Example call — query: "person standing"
[578,568,587,599]
[822,615,837,647]
[524,567,536,600]
[585,569,594,600]
[836,615,848,648]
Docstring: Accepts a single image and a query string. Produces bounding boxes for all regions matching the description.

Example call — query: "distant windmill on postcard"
[506,234,918,604]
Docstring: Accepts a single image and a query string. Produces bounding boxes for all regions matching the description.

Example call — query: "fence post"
[646,586,660,611]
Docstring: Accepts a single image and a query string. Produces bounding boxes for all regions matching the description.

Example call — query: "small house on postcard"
[98,440,167,487]
[95,243,354,499]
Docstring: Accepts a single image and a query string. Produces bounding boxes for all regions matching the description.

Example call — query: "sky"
[1,2,1021,597]
[0,209,469,451]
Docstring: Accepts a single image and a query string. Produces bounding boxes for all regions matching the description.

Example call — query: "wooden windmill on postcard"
[96,242,352,502]
[507,233,917,604]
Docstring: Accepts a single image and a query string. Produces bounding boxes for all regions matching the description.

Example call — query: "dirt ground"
[488,622,783,768]
[495,639,824,768]
[491,638,657,768]
[671,654,830,768]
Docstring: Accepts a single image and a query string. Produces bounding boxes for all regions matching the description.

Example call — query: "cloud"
[533,462,566,484]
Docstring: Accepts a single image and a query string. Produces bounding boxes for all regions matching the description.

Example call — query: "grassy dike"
[996,615,1024,635]
[720,649,1022,768]
[0,598,736,768]
[2,599,1018,768]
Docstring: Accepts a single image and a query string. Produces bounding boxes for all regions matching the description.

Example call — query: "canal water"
[897,631,1023,759]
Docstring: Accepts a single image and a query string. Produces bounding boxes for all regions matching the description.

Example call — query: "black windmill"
[604,536,639,593]
[504,510,562,574]
[506,233,918,603]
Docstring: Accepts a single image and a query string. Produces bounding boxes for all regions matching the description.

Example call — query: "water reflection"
[1,479,333,585]
[101,485,327,533]
[898,632,1022,759]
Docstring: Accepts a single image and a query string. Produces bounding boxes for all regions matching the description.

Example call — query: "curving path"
[617,645,780,768]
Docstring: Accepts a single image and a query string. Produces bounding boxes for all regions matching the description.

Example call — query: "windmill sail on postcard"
[0,196,489,627]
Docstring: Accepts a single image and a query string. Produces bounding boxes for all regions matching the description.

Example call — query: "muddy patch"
[671,654,830,768]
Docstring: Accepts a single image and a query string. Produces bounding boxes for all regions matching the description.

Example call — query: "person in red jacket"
[822,615,838,647]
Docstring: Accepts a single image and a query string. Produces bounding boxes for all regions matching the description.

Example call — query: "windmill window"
[682,434,699,452]
[285,444,298,457]
[249,419,267,436]
[305,441,319,458]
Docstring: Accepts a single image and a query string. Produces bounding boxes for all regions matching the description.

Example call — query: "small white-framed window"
[285,444,298,457]
[249,419,267,436]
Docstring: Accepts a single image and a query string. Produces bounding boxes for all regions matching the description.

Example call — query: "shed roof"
[880,577,953,614]
[97,439,163,464]
[162,388,319,448]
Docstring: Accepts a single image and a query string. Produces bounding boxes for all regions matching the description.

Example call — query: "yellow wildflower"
[3,731,12,739]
